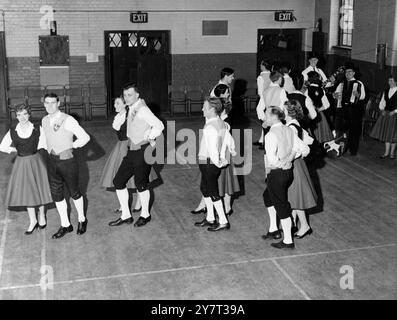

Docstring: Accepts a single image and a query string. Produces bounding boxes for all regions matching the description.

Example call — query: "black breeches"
[47,156,82,202]
[263,168,293,219]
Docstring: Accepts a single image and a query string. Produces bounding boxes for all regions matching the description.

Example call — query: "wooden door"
[105,30,169,116]
[257,29,304,74]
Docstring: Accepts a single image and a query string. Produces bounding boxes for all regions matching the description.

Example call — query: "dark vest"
[307,85,324,109]
[115,108,129,141]
[342,79,361,107]
[384,89,397,112]
[10,123,40,157]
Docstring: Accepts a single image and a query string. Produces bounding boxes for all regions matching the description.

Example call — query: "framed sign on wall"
[39,35,70,66]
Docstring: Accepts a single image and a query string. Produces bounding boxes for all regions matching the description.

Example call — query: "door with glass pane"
[105,30,170,115]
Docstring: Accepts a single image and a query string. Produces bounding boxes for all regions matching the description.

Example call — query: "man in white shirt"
[302,52,327,83]
[333,64,366,155]
[42,93,91,238]
[262,106,310,249]
[254,60,272,148]
[109,83,164,228]
[209,67,235,97]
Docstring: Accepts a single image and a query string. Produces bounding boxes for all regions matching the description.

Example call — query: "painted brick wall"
[69,56,105,87]
[7,57,40,86]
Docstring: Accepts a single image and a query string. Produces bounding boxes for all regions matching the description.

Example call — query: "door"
[257,29,304,74]
[105,30,170,116]
[0,31,8,120]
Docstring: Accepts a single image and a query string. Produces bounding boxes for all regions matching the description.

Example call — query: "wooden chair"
[6,86,27,121]
[186,85,204,115]
[26,86,46,119]
[168,84,187,116]
[361,92,381,141]
[88,85,108,120]
[65,85,86,120]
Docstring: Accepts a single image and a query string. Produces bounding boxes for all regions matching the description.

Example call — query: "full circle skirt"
[288,158,318,210]
[370,112,397,142]
[312,111,334,143]
[5,153,53,207]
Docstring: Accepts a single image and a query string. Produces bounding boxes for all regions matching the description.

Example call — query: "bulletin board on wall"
[39,35,70,66]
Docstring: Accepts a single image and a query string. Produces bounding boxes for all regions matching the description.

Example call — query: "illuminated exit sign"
[130,11,148,23]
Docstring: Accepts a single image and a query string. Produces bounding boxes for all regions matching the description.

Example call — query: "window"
[338,0,354,47]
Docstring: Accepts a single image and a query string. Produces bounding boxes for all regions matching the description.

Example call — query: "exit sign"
[130,11,148,23]
[275,11,295,22]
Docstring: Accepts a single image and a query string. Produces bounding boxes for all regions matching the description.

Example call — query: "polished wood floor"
[0,115,396,300]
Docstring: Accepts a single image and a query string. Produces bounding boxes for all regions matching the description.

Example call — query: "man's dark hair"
[270,71,283,83]
[123,83,140,94]
[44,92,59,102]
[220,67,234,79]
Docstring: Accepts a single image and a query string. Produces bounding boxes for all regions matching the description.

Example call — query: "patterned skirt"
[312,111,334,143]
[370,112,397,143]
[288,158,318,210]
[100,140,159,190]
[5,153,53,207]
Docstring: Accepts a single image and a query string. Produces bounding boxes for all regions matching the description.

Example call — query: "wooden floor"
[0,115,396,300]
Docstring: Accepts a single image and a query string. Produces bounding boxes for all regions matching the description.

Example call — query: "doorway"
[105,30,170,116]
[257,29,304,74]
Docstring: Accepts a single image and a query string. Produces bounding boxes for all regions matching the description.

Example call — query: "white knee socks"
[73,196,85,222]
[55,200,70,227]
[267,206,278,232]
[138,190,150,218]
[280,217,293,244]
[213,199,228,225]
[203,197,215,222]
[116,189,131,220]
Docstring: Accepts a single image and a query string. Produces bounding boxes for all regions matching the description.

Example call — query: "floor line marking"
[341,157,396,185]
[271,259,311,300]
[40,229,47,300]
[0,209,10,284]
[0,242,395,291]
[325,161,397,202]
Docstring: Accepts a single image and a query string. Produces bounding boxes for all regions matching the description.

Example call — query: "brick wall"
[69,56,105,87]
[7,57,40,86]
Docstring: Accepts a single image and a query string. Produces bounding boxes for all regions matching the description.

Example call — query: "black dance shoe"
[52,225,73,239]
[271,240,295,250]
[134,216,151,227]
[253,141,262,146]
[77,219,88,235]
[190,207,207,215]
[38,223,47,230]
[109,217,134,226]
[225,209,234,217]
[295,228,313,239]
[25,223,38,235]
[261,230,282,240]
[132,207,142,213]
[207,222,230,232]
[194,218,216,227]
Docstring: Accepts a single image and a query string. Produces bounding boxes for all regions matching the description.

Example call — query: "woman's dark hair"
[292,73,305,90]
[307,70,321,84]
[220,67,234,79]
[213,84,230,98]
[285,100,304,121]
[268,106,285,121]
[205,96,224,116]
[260,59,271,70]
[14,103,31,116]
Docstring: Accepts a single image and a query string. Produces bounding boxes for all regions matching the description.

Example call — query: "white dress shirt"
[257,71,271,97]
[0,122,47,154]
[302,65,327,82]
[112,110,127,131]
[265,122,310,170]
[199,117,226,167]
[283,74,296,94]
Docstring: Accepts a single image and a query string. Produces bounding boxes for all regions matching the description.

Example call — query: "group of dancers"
[0,56,395,249]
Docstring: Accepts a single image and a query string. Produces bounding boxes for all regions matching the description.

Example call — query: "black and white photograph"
[0,0,396,305]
